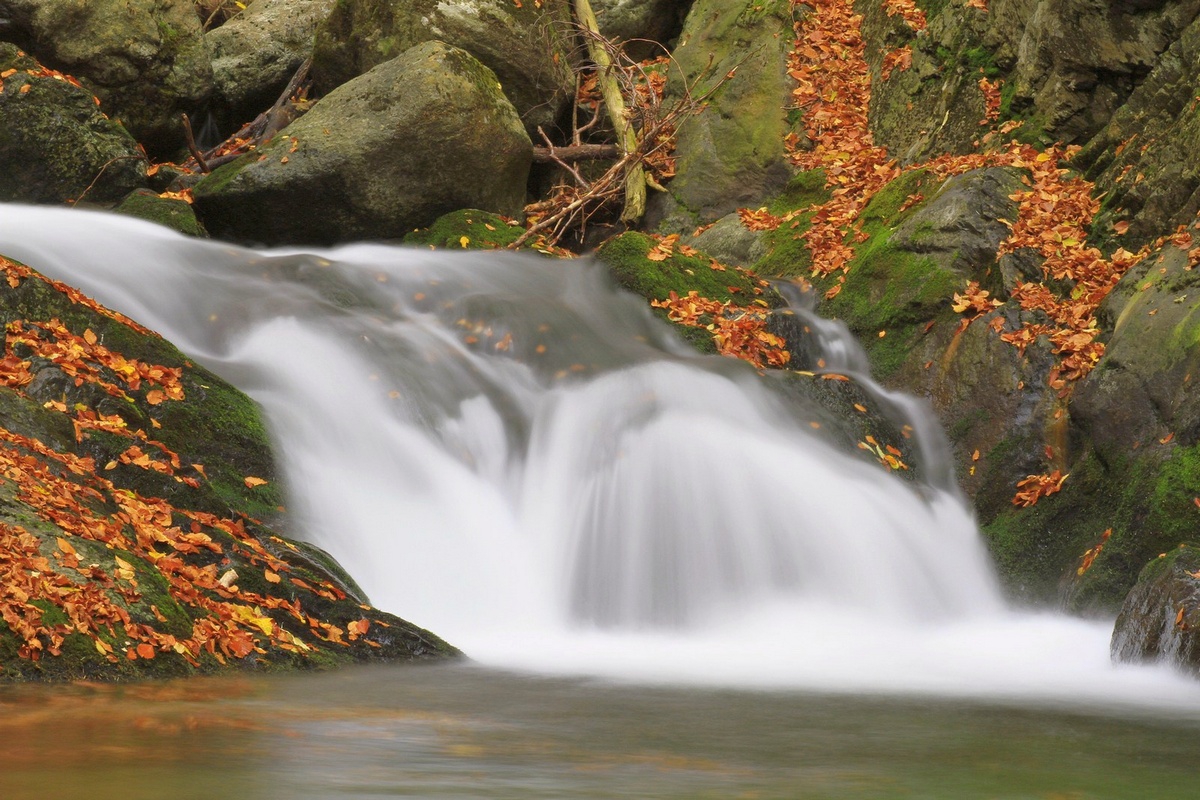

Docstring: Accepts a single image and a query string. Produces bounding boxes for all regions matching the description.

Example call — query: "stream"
[1,206,1198,797]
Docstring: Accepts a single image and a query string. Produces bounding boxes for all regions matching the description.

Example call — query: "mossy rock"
[597,231,771,305]
[0,252,459,681]
[404,209,524,250]
[0,43,148,204]
[115,190,207,238]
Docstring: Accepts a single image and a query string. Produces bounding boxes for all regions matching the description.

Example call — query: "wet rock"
[193,42,532,246]
[311,0,574,136]
[0,43,147,204]
[0,0,213,155]
[1112,545,1200,677]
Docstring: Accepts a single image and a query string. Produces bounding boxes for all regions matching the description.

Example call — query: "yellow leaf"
[244,476,268,488]
[459,236,470,248]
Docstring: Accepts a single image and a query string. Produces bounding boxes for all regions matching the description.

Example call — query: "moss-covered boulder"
[0,251,457,681]
[193,41,532,246]
[207,0,336,127]
[311,0,574,136]
[647,0,800,232]
[1111,544,1200,676]
[0,0,213,156]
[115,190,207,238]
[0,44,147,205]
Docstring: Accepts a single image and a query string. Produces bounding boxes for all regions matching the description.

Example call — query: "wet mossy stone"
[0,253,460,680]
[596,231,769,305]
[194,42,532,247]
[0,0,213,156]
[404,209,525,250]
[115,190,207,238]
[0,43,147,204]
[1111,544,1200,677]
[312,0,574,136]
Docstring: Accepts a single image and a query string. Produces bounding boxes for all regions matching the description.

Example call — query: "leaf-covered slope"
[0,253,458,681]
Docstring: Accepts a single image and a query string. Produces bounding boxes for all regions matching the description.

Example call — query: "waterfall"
[3,205,1199,709]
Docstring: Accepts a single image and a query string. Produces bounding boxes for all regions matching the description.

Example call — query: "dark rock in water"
[0,250,459,681]
[311,0,574,137]
[0,43,147,205]
[193,42,532,247]
[1112,545,1200,677]
[0,0,213,156]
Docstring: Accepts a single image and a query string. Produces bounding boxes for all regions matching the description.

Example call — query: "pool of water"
[4,662,1199,799]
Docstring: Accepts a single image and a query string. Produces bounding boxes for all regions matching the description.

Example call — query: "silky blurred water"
[1,206,1199,798]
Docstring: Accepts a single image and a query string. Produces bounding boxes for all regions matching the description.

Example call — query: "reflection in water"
[3,665,1200,799]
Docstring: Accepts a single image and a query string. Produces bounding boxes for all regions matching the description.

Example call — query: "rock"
[989,0,1200,144]
[1077,14,1200,249]
[114,189,207,238]
[0,250,459,680]
[591,0,690,60]
[0,0,213,156]
[193,42,532,247]
[685,213,769,268]
[1112,545,1200,676]
[982,231,1200,612]
[311,0,574,136]
[646,0,799,232]
[863,0,1200,163]
[0,43,147,204]
[207,0,335,128]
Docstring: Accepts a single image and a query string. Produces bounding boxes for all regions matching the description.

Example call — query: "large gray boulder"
[0,0,213,155]
[646,0,799,233]
[207,0,335,125]
[310,0,574,136]
[193,41,532,246]
[0,43,147,204]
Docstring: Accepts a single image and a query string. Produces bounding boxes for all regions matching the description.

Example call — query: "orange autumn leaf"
[243,476,268,488]
[264,569,281,584]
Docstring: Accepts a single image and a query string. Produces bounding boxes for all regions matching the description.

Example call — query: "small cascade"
[4,205,1200,708]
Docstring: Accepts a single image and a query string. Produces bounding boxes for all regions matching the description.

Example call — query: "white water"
[2,205,1199,715]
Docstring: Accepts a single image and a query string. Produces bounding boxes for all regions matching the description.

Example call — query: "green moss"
[115,191,207,238]
[983,444,1200,612]
[596,232,763,304]
[813,169,959,377]
[403,209,525,250]
[751,169,831,279]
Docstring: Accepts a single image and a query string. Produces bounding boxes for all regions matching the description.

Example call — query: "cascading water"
[2,205,1200,711]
